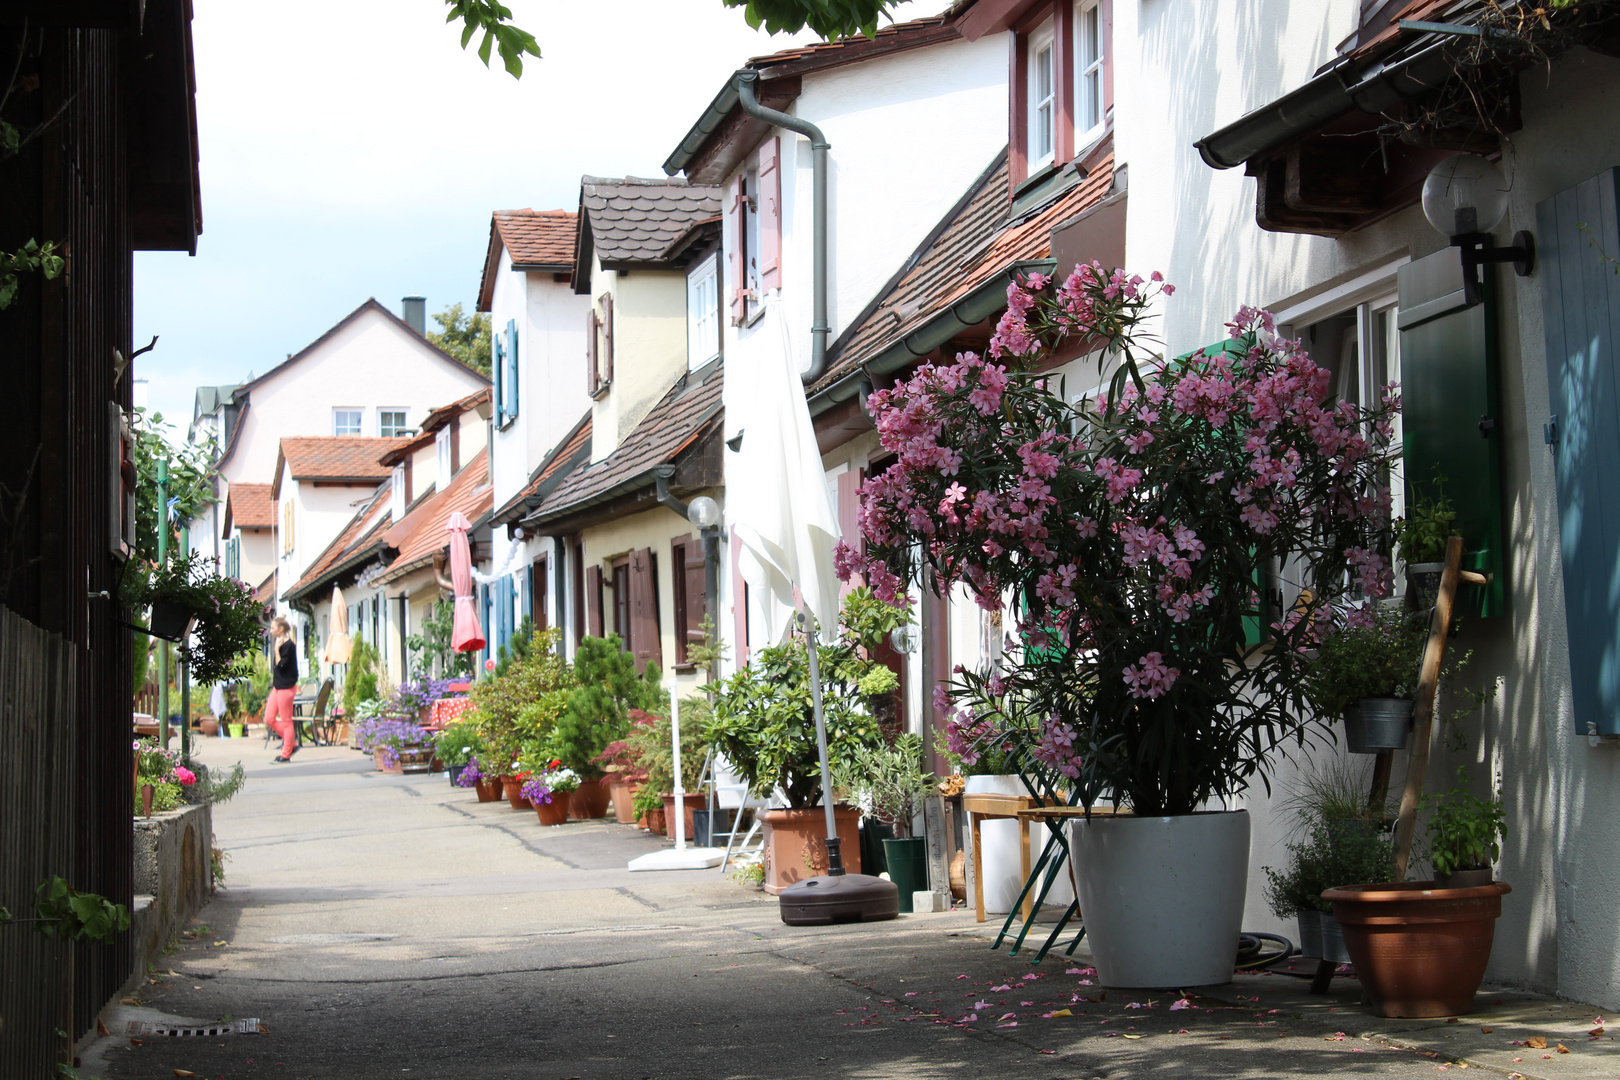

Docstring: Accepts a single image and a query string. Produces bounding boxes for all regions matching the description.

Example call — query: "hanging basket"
[149,599,198,643]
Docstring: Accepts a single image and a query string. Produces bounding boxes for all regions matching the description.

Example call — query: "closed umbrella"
[447,511,485,653]
[322,585,352,664]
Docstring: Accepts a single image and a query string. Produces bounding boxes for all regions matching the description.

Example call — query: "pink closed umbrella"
[447,511,485,653]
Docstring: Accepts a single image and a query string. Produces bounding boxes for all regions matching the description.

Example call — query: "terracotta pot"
[429,755,445,773]
[534,798,568,826]
[474,778,502,803]
[198,718,219,737]
[398,746,434,774]
[759,806,863,896]
[660,793,707,842]
[607,779,642,823]
[502,776,532,810]
[373,748,403,775]
[642,807,666,835]
[1325,880,1512,1018]
[567,776,612,820]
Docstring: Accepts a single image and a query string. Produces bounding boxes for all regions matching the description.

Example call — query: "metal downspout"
[735,71,830,385]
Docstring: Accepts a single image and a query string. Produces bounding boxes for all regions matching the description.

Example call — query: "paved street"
[86,740,1618,1080]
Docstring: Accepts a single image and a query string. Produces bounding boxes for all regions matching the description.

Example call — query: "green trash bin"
[882,837,928,913]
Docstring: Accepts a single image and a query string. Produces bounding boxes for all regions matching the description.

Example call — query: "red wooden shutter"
[836,467,866,594]
[629,547,661,674]
[726,174,746,324]
[756,136,782,292]
[585,564,603,639]
[586,307,600,396]
[683,537,706,662]
[600,292,615,386]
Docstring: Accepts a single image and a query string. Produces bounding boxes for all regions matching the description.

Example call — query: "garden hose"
[1234,931,1296,971]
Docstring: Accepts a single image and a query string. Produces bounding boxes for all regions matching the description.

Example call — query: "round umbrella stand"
[780,872,899,925]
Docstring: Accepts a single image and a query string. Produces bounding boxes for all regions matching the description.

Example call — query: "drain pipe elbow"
[651,465,690,520]
[735,70,830,386]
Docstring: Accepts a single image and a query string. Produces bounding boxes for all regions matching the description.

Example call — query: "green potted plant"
[1395,476,1457,609]
[707,588,897,894]
[847,268,1403,986]
[1308,603,1426,753]
[1325,766,1511,1017]
[830,733,936,912]
[606,705,707,835]
[435,720,485,787]
[122,551,269,684]
[468,628,572,795]
[552,634,665,818]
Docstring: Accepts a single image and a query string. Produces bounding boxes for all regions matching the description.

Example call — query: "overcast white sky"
[134,0,943,432]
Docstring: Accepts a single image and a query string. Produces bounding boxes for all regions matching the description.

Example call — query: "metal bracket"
[1545,414,1560,451]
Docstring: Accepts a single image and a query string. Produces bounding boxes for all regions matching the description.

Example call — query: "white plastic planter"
[965,775,1074,914]
[1069,810,1250,987]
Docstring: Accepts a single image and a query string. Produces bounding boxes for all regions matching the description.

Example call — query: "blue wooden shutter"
[493,332,507,425]
[1539,168,1620,734]
[505,320,520,423]
[520,566,532,623]
[1397,247,1506,617]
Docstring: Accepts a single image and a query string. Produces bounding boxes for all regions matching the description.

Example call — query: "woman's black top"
[272,638,298,690]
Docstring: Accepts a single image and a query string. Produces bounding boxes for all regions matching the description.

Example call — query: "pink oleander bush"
[838,264,1401,815]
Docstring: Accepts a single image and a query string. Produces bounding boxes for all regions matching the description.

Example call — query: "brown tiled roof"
[816,142,1116,395]
[222,482,273,537]
[525,364,722,527]
[379,388,491,467]
[253,570,277,606]
[478,210,577,311]
[282,483,394,602]
[744,7,965,75]
[276,437,406,492]
[490,412,593,526]
[378,449,493,584]
[577,176,723,269]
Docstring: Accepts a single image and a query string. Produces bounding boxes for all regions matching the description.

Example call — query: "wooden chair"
[307,679,335,746]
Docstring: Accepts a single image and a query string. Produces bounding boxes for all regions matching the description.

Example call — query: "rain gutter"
[807,257,1056,418]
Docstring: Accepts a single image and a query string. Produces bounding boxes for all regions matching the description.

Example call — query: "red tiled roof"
[525,364,722,527]
[478,210,578,311]
[379,388,491,467]
[275,437,406,494]
[817,141,1117,393]
[743,7,965,75]
[223,482,273,537]
[253,569,277,606]
[378,449,493,584]
[490,412,593,526]
[282,483,394,602]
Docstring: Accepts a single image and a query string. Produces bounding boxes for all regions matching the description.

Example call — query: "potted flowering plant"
[454,755,503,802]
[435,720,485,786]
[843,264,1401,987]
[133,737,197,815]
[521,764,579,826]
[122,551,269,683]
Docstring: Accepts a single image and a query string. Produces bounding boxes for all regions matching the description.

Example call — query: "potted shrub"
[468,629,572,791]
[1326,767,1510,1017]
[1264,818,1396,963]
[455,755,503,802]
[593,715,652,824]
[552,635,665,818]
[707,588,897,894]
[1308,603,1426,754]
[435,720,485,787]
[845,268,1402,987]
[607,704,708,835]
[1395,477,1457,610]
[830,733,935,912]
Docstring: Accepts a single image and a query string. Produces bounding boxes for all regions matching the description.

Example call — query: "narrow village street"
[84,742,1614,1080]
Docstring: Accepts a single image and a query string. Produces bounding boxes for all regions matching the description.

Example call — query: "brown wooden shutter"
[629,546,661,674]
[572,539,586,649]
[585,564,603,639]
[683,536,706,661]
[586,307,600,396]
[836,467,866,595]
[600,292,615,386]
[531,555,548,632]
[450,419,461,475]
[726,174,746,324]
[756,136,782,292]
[402,457,412,503]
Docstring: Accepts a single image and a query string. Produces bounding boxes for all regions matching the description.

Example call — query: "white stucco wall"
[585,254,690,462]
[221,306,488,490]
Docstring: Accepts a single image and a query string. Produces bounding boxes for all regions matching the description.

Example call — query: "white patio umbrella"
[322,584,352,665]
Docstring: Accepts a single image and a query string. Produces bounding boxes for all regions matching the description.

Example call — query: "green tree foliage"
[343,633,381,719]
[552,636,666,778]
[445,0,541,77]
[407,598,472,678]
[469,628,572,776]
[724,0,906,38]
[427,303,492,377]
[130,408,219,564]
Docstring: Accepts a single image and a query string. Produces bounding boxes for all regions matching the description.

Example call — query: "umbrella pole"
[668,681,687,851]
[800,613,844,876]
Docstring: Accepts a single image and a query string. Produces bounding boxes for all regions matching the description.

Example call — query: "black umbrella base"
[779,872,900,925]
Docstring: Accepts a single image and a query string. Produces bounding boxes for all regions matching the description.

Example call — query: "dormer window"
[435,426,451,489]
[1013,2,1112,188]
[1077,1,1105,143]
[1028,22,1057,169]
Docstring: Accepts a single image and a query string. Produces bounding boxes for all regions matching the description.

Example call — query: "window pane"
[379,410,407,438]
[1031,37,1055,162]
[334,409,362,436]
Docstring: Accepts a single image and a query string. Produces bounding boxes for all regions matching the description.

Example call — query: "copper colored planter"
[502,777,532,810]
[567,777,611,820]
[534,798,568,826]
[1324,880,1511,1018]
[473,778,502,803]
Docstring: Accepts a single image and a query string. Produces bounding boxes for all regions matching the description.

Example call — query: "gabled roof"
[490,412,593,527]
[477,209,577,312]
[378,449,494,585]
[379,388,491,467]
[282,483,395,603]
[272,436,406,498]
[221,482,273,538]
[812,140,1117,409]
[253,569,278,606]
[524,362,722,528]
[573,176,723,288]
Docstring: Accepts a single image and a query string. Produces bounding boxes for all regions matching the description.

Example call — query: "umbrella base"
[779,873,899,925]
[627,846,725,872]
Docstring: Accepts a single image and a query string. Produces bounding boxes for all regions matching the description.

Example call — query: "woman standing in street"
[266,616,300,762]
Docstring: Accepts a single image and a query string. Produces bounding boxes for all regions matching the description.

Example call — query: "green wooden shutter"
[1397,247,1506,618]
[505,320,520,423]
[1538,167,1620,734]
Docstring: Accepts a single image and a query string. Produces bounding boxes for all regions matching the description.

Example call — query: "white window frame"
[687,253,720,371]
[1027,21,1057,170]
[435,427,451,489]
[378,407,408,438]
[391,464,407,520]
[1075,0,1105,149]
[744,166,763,322]
[333,408,363,437]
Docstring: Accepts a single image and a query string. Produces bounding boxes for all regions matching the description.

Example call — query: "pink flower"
[175,766,196,786]
[484,658,496,672]
[1122,652,1180,699]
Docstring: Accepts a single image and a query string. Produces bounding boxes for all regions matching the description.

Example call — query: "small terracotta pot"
[1325,880,1511,1018]
[502,776,532,810]
[534,798,568,826]
[473,778,502,803]
[567,776,612,820]
[198,718,219,737]
[642,807,666,835]
[608,779,642,823]
[373,748,403,775]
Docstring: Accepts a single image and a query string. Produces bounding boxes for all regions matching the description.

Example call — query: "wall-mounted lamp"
[686,495,721,530]
[1421,153,1534,307]
[889,625,918,655]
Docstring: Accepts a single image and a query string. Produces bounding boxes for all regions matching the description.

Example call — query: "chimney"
[402,296,426,335]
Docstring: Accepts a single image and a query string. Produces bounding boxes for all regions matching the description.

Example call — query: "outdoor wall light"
[686,495,721,529]
[889,625,917,655]
[1421,153,1534,307]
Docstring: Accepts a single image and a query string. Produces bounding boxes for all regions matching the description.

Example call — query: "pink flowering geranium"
[841,263,1400,815]
[174,766,197,786]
